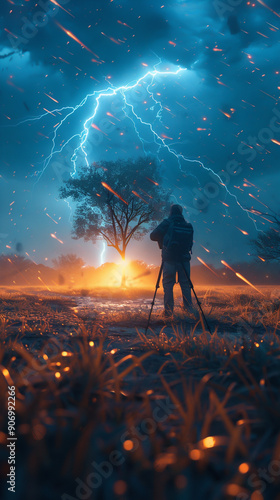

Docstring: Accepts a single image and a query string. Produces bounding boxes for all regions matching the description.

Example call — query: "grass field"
[0,285,280,500]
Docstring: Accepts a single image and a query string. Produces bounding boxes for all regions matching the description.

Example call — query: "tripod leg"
[180,261,212,334]
[144,262,163,335]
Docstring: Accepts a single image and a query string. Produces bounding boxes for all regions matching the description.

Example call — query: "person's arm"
[150,219,170,249]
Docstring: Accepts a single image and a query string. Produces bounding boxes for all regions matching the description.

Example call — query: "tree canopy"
[52,254,85,270]
[250,210,280,261]
[60,157,171,264]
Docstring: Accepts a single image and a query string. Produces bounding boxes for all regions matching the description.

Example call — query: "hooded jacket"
[150,214,193,262]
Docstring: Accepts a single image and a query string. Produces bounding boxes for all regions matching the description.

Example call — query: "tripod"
[145,261,212,335]
[144,262,163,335]
[180,260,212,334]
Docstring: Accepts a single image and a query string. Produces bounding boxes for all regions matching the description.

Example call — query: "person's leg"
[177,261,192,309]
[162,261,176,315]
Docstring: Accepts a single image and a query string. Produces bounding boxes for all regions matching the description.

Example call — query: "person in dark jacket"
[150,204,194,317]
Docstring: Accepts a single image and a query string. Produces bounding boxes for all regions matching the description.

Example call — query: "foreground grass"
[0,287,280,500]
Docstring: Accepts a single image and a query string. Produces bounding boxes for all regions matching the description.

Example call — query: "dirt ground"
[1,285,280,500]
[1,284,279,356]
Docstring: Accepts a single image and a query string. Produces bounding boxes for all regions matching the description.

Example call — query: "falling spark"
[7,258,31,284]
[101,182,128,205]
[50,233,64,244]
[219,110,231,118]
[43,108,56,117]
[258,256,265,262]
[7,80,24,92]
[46,213,58,224]
[25,252,37,265]
[256,0,280,18]
[271,138,280,146]
[132,190,148,204]
[117,20,133,29]
[4,28,17,38]
[50,0,74,17]
[200,245,210,253]
[91,123,107,135]
[44,93,59,103]
[101,32,121,45]
[221,260,237,273]
[55,21,98,56]
[106,111,120,121]
[221,261,264,294]
[38,276,51,291]
[235,273,264,294]
[235,226,249,235]
[197,257,219,276]
[248,193,270,209]
[146,177,159,186]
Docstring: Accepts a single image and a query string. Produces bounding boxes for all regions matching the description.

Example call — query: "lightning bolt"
[20,66,186,182]
[13,64,261,233]
[100,241,106,266]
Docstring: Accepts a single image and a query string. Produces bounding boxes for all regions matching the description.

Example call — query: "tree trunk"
[120,249,127,288]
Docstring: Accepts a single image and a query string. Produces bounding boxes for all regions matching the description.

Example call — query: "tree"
[60,157,171,286]
[250,209,280,261]
[52,253,86,286]
[52,254,85,270]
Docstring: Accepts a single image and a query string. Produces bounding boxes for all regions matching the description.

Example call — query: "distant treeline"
[0,254,279,287]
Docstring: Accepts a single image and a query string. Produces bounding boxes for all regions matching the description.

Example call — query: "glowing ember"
[235,227,249,236]
[55,21,98,56]
[197,257,219,277]
[51,233,64,244]
[239,463,249,474]
[221,260,264,295]
[256,0,280,18]
[1,367,14,385]
[101,182,128,205]
[50,0,74,17]
[132,190,148,204]
[201,436,216,449]
[235,273,264,295]
[145,177,159,186]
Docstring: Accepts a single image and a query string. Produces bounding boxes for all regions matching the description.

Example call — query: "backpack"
[164,219,193,257]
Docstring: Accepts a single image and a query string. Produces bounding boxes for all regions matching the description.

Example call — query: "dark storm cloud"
[0,0,171,83]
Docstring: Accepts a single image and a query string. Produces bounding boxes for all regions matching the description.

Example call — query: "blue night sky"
[0,0,279,268]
